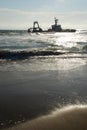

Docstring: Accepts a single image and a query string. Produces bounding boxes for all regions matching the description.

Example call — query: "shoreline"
[4,104,87,130]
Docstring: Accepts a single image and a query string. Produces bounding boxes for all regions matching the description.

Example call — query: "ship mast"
[54,17,58,26]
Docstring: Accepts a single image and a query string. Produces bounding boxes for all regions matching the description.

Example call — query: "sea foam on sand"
[6,104,87,130]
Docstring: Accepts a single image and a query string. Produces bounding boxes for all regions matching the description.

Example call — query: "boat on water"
[28,18,76,33]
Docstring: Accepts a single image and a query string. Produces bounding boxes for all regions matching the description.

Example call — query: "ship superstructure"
[28,18,76,33]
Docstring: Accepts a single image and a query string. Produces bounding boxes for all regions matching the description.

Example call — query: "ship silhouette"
[28,18,76,33]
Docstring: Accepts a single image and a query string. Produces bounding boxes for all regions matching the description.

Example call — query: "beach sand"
[0,57,87,129]
[5,105,87,130]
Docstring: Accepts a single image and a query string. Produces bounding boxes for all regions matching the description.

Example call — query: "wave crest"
[0,50,64,60]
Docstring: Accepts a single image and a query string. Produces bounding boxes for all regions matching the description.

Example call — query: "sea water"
[0,30,87,129]
[0,30,87,71]
[0,30,87,57]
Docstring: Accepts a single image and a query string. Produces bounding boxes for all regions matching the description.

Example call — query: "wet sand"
[0,57,87,129]
[5,105,87,130]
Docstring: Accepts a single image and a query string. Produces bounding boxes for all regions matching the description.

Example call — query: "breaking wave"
[0,49,87,61]
[0,50,65,60]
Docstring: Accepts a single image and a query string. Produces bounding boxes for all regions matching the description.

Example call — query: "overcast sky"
[0,0,87,29]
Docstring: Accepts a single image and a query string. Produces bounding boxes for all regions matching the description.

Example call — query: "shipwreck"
[28,18,76,33]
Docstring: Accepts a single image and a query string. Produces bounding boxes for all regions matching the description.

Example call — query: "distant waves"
[6,104,87,130]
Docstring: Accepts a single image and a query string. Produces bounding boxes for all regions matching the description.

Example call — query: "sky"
[0,0,87,29]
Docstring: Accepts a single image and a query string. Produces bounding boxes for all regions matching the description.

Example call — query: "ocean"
[0,30,87,130]
[0,30,87,60]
